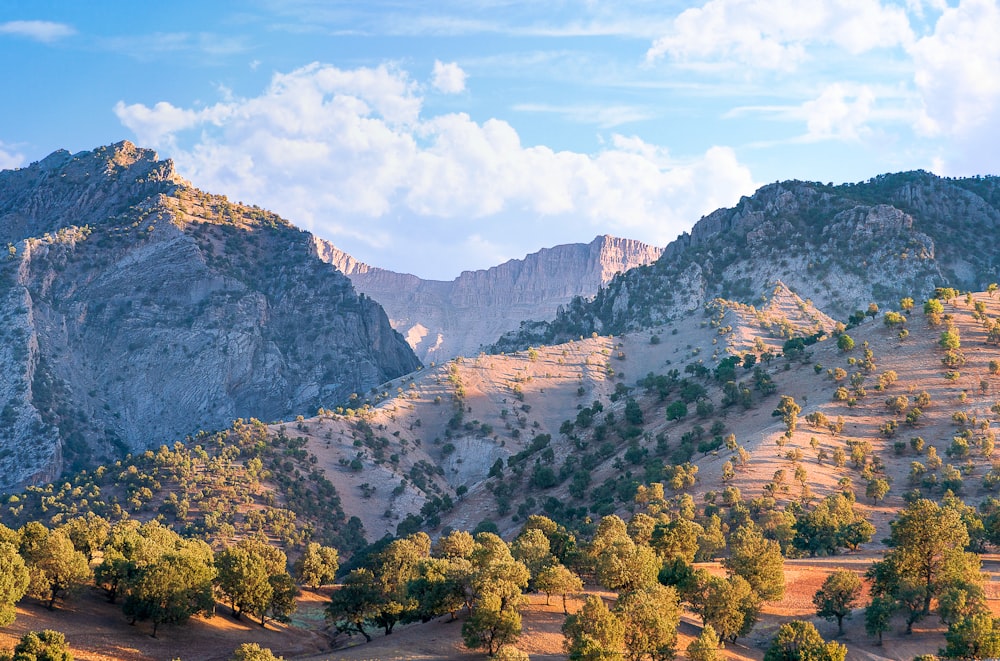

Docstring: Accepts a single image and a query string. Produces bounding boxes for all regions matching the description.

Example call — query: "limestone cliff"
[313,235,662,362]
[0,141,420,488]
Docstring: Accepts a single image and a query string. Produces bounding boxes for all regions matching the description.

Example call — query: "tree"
[866,478,890,504]
[866,303,879,320]
[121,540,217,637]
[867,499,983,634]
[230,643,283,661]
[563,595,624,661]
[615,584,681,661]
[813,571,862,635]
[534,563,583,613]
[215,537,292,626]
[462,533,530,656]
[595,538,659,593]
[687,572,761,643]
[723,524,785,601]
[900,297,915,312]
[686,624,720,661]
[773,396,801,435]
[764,621,846,661]
[0,543,29,626]
[837,334,854,352]
[864,595,894,645]
[25,530,91,610]
[7,630,73,661]
[666,401,687,421]
[294,542,339,588]
[326,569,379,642]
[943,613,1000,659]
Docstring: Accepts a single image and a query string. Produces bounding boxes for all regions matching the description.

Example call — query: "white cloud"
[646,0,913,70]
[116,62,756,278]
[907,0,1000,174]
[512,103,656,128]
[0,142,25,170]
[911,0,1000,136]
[801,83,877,140]
[0,20,75,43]
[431,60,467,94]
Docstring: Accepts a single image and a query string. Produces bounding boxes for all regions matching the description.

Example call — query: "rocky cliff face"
[0,141,420,489]
[492,171,1000,350]
[313,235,662,362]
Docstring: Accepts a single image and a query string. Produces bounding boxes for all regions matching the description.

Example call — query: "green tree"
[723,524,785,601]
[326,569,379,641]
[534,563,583,613]
[686,624,720,661]
[595,538,659,593]
[0,543,29,625]
[563,595,625,661]
[215,537,291,626]
[773,396,801,435]
[7,630,73,661]
[837,335,854,352]
[866,478,890,504]
[121,540,217,637]
[462,533,530,656]
[25,530,91,610]
[943,613,1000,660]
[230,643,284,661]
[614,584,681,661]
[687,572,761,643]
[764,621,846,661]
[813,571,862,635]
[294,542,339,588]
[864,595,894,645]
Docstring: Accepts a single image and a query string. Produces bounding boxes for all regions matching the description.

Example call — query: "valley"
[3,147,1000,661]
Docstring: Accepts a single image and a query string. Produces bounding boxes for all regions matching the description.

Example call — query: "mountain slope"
[314,235,662,362]
[492,171,1000,350]
[0,141,419,488]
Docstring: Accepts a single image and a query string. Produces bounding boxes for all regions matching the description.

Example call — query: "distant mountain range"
[314,235,662,363]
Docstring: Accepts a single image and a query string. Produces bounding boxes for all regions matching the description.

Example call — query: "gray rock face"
[313,235,662,362]
[0,141,420,488]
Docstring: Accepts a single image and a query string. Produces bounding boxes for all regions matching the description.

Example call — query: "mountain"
[492,171,1000,350]
[313,235,662,362]
[0,141,419,489]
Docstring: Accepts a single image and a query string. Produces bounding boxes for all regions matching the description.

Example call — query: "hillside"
[314,235,662,362]
[0,142,419,489]
[493,171,1000,351]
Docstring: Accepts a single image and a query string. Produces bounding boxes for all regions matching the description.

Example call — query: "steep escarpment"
[0,141,419,488]
[315,235,662,362]
[493,171,1000,350]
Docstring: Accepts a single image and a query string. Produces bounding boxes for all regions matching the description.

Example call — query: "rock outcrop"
[314,235,662,362]
[0,141,420,488]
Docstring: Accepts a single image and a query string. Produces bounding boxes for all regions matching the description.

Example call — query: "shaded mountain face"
[0,141,420,488]
[493,171,1000,351]
[314,235,663,362]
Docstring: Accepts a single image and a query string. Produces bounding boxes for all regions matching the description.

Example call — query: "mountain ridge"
[314,234,663,362]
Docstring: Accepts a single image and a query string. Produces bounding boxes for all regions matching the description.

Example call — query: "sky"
[1,1,998,280]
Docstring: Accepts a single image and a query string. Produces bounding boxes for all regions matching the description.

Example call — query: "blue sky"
[1,1,998,279]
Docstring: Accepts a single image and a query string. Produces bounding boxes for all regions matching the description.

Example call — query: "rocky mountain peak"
[0,142,419,489]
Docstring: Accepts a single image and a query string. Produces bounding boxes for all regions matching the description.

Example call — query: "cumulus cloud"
[801,83,877,140]
[0,20,75,43]
[116,62,756,278]
[0,142,25,170]
[431,60,467,94]
[646,0,913,70]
